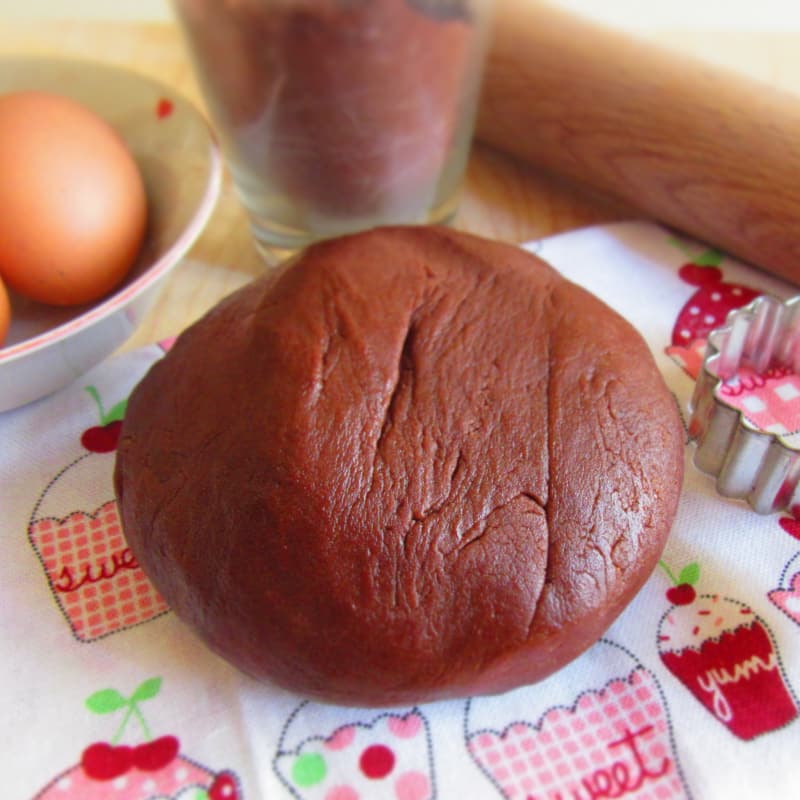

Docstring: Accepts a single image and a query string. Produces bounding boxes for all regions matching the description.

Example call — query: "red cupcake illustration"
[664,241,759,379]
[658,561,798,740]
[768,551,800,627]
[274,701,435,800]
[465,639,690,800]
[33,677,240,800]
[27,385,169,642]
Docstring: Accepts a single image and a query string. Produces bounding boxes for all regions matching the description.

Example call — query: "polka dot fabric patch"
[274,709,434,800]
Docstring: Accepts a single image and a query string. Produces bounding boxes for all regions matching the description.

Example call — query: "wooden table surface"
[2,17,800,349]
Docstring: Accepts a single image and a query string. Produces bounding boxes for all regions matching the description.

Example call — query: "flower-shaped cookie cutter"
[689,294,800,514]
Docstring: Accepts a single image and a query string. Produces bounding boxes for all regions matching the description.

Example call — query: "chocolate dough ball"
[115,226,683,706]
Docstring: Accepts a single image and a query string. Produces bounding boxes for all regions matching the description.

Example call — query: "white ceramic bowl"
[0,57,222,413]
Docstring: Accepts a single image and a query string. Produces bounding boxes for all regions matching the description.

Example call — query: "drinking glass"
[171,0,493,261]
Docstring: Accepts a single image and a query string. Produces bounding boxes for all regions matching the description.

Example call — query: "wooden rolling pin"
[477,0,800,284]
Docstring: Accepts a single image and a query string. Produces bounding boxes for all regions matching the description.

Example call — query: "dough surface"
[115,226,684,706]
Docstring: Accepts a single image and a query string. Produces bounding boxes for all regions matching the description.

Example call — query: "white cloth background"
[3,221,799,800]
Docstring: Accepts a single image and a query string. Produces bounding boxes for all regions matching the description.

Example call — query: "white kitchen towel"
[3,220,799,800]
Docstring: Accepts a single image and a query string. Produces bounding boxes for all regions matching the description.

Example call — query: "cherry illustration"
[81,741,133,780]
[670,239,725,281]
[209,771,240,800]
[666,583,697,606]
[132,735,180,771]
[677,262,723,289]
[67,677,238,795]
[80,385,127,453]
[659,560,700,606]
[82,678,182,781]
[81,420,123,453]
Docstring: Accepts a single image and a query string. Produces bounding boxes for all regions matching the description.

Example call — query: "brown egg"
[0,274,10,346]
[0,91,148,306]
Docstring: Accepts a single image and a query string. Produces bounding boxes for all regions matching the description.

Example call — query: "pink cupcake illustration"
[27,385,169,642]
[664,241,759,380]
[768,551,800,627]
[658,561,798,740]
[465,638,690,800]
[710,363,800,449]
[274,701,435,799]
[33,677,240,800]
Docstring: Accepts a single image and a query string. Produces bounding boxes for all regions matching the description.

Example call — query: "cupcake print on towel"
[274,701,435,799]
[465,639,689,800]
[658,561,798,740]
[33,677,240,800]
[663,240,759,380]
[27,385,169,642]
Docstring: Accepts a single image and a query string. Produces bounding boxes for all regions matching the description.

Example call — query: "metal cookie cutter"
[689,294,800,514]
